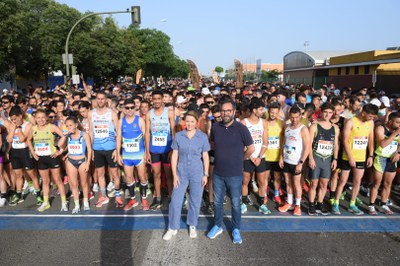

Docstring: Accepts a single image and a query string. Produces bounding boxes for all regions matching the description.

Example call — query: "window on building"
[337,68,341,75]
[345,67,350,75]
[364,65,370,74]
[355,66,359,75]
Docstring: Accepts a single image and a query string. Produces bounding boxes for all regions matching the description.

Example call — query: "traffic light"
[131,6,141,25]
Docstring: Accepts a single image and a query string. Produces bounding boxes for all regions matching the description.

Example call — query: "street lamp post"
[65,7,141,78]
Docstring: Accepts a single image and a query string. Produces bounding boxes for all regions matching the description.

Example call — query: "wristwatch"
[204,172,209,177]
[299,160,304,164]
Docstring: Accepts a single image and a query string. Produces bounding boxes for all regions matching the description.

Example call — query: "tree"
[214,66,224,76]
[261,69,282,81]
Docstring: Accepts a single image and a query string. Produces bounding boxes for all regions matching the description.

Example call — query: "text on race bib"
[12,137,26,149]
[35,143,51,156]
[268,137,280,149]
[94,125,109,138]
[123,139,140,152]
[152,135,167,146]
[353,137,368,150]
[381,141,398,157]
[68,143,83,155]
[316,140,333,156]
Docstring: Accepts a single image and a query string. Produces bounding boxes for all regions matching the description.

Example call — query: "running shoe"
[142,198,150,211]
[355,197,363,206]
[72,206,80,214]
[95,196,109,208]
[115,197,124,208]
[83,202,90,211]
[92,183,99,193]
[331,204,341,215]
[368,205,377,215]
[386,199,393,206]
[124,198,139,211]
[22,181,29,195]
[308,204,317,216]
[328,198,335,206]
[278,202,294,212]
[0,198,6,207]
[189,226,197,239]
[348,205,364,215]
[37,202,50,212]
[316,203,329,216]
[36,195,44,206]
[294,205,302,216]
[259,204,271,215]
[207,225,223,239]
[251,180,259,193]
[108,189,116,198]
[8,194,20,206]
[163,229,178,241]
[380,205,393,215]
[339,191,346,200]
[88,192,95,201]
[150,199,162,211]
[240,203,247,214]
[232,229,242,244]
[60,202,68,212]
[273,196,282,205]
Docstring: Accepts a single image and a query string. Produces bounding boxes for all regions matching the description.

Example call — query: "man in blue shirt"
[207,99,254,244]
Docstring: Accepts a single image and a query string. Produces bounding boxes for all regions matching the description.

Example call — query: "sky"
[56,0,400,76]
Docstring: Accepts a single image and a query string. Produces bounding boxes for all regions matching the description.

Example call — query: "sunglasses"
[48,116,56,119]
[2,101,9,104]
[213,116,221,119]
[206,101,214,105]
[125,106,135,110]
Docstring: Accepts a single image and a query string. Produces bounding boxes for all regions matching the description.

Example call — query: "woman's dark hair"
[9,106,23,117]
[65,116,83,131]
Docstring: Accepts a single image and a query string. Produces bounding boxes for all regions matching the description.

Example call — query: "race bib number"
[268,137,280,149]
[316,140,333,156]
[35,143,51,156]
[68,143,83,155]
[353,137,368,150]
[12,137,26,149]
[382,141,398,157]
[152,135,167,146]
[94,125,109,138]
[123,139,139,152]
[253,138,262,145]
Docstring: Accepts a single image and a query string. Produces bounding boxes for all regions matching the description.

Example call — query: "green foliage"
[0,0,189,82]
[261,69,282,81]
[214,66,224,74]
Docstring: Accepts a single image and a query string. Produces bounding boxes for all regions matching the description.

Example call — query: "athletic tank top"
[33,124,56,156]
[122,116,145,160]
[11,121,29,150]
[312,124,335,159]
[92,108,116,151]
[343,117,371,162]
[265,120,283,162]
[244,118,264,158]
[375,126,399,158]
[283,124,304,165]
[68,131,86,157]
[149,108,172,154]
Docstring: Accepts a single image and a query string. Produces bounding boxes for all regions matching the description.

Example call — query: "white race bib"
[68,143,83,155]
[381,141,398,157]
[94,125,109,138]
[123,139,140,152]
[35,143,51,156]
[12,137,26,149]
[268,137,280,150]
[353,137,368,150]
[152,135,167,146]
[316,140,334,156]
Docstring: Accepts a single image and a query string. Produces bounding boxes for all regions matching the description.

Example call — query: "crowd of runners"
[1,79,399,224]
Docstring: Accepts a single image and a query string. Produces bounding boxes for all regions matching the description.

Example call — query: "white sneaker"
[108,189,116,198]
[0,198,6,207]
[72,206,80,214]
[163,229,178,241]
[381,205,394,215]
[92,183,99,193]
[83,202,90,211]
[107,182,115,192]
[60,202,68,212]
[189,226,197,239]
